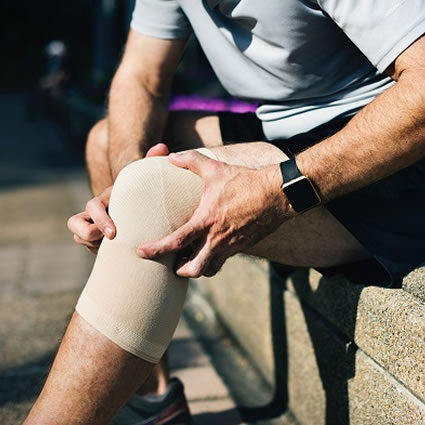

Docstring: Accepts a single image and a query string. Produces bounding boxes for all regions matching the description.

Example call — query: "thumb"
[146,143,169,158]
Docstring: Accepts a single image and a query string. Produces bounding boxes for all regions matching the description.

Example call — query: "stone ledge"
[284,289,425,425]
[286,268,425,403]
[403,266,425,302]
[193,254,425,424]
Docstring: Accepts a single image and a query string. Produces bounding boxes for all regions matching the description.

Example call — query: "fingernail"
[104,226,113,238]
[137,248,145,257]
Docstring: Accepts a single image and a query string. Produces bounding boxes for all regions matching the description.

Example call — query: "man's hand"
[137,151,289,278]
[68,186,115,254]
[68,143,169,254]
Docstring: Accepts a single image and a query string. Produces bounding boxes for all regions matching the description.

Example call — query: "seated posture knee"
[76,155,206,363]
[86,119,108,162]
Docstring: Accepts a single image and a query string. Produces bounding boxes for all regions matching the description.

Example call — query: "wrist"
[264,164,295,218]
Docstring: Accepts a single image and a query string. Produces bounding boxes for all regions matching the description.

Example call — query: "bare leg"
[85,119,113,196]
[25,139,370,425]
[24,113,224,424]
[84,112,225,397]
[23,313,153,425]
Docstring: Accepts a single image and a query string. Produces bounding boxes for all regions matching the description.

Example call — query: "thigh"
[156,111,370,268]
[162,110,264,152]
[163,111,224,152]
[209,141,371,268]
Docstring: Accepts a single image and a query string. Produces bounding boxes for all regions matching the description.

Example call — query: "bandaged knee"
[76,148,216,363]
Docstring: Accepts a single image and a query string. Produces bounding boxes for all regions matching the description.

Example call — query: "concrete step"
[193,255,425,425]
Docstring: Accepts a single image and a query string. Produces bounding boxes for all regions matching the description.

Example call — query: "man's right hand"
[67,186,116,254]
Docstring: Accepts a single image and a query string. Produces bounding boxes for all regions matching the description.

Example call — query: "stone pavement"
[0,93,244,425]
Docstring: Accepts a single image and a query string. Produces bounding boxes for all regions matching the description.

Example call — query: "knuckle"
[186,151,196,161]
[174,237,185,250]
[85,199,93,210]
[67,216,75,231]
[86,197,100,212]
[80,227,95,241]
[189,264,202,278]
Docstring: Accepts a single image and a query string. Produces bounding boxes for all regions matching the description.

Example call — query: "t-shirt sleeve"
[317,0,425,72]
[130,0,192,39]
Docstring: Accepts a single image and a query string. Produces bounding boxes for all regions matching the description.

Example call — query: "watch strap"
[280,157,301,185]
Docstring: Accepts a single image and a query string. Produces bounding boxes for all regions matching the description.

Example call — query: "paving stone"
[173,366,230,401]
[22,242,93,294]
[190,399,244,425]
[0,401,34,425]
[0,180,79,244]
[169,339,210,370]
[173,317,195,340]
[170,318,211,371]
[0,293,78,368]
[0,244,25,299]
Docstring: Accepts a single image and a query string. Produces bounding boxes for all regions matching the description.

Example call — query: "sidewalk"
[0,93,242,425]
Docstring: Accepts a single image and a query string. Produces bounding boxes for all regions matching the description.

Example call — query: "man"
[24,1,425,424]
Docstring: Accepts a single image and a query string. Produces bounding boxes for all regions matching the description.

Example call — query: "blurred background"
[0,1,254,423]
[2,0,238,153]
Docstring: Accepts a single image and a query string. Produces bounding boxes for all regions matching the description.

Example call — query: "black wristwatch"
[279,158,321,213]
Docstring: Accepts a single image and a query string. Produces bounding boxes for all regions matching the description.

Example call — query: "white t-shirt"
[131,0,425,139]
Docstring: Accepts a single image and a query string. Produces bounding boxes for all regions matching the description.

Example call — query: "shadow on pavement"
[193,407,242,425]
[0,352,55,407]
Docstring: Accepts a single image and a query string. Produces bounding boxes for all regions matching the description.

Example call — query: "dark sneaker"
[111,378,192,425]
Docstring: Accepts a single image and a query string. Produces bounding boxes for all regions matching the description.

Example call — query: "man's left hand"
[137,150,288,278]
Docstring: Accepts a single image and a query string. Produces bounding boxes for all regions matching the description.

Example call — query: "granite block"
[284,290,425,425]
[285,268,425,403]
[403,266,425,303]
[348,351,425,425]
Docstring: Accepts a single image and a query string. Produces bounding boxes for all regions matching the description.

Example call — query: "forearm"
[108,72,169,179]
[296,70,425,202]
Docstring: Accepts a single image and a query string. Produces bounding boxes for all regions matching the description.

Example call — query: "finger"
[73,234,102,249]
[137,221,202,259]
[86,246,99,255]
[68,213,103,241]
[175,239,213,278]
[146,143,169,157]
[203,256,227,277]
[168,150,217,178]
[97,185,113,207]
[85,197,116,239]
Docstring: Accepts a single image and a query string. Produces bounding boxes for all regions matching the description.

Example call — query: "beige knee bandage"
[76,148,216,363]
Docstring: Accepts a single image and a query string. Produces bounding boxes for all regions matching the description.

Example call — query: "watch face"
[283,177,321,212]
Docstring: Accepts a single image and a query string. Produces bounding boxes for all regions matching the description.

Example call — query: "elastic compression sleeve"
[76,149,216,363]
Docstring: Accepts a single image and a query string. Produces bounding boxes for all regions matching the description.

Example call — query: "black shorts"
[219,112,425,287]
